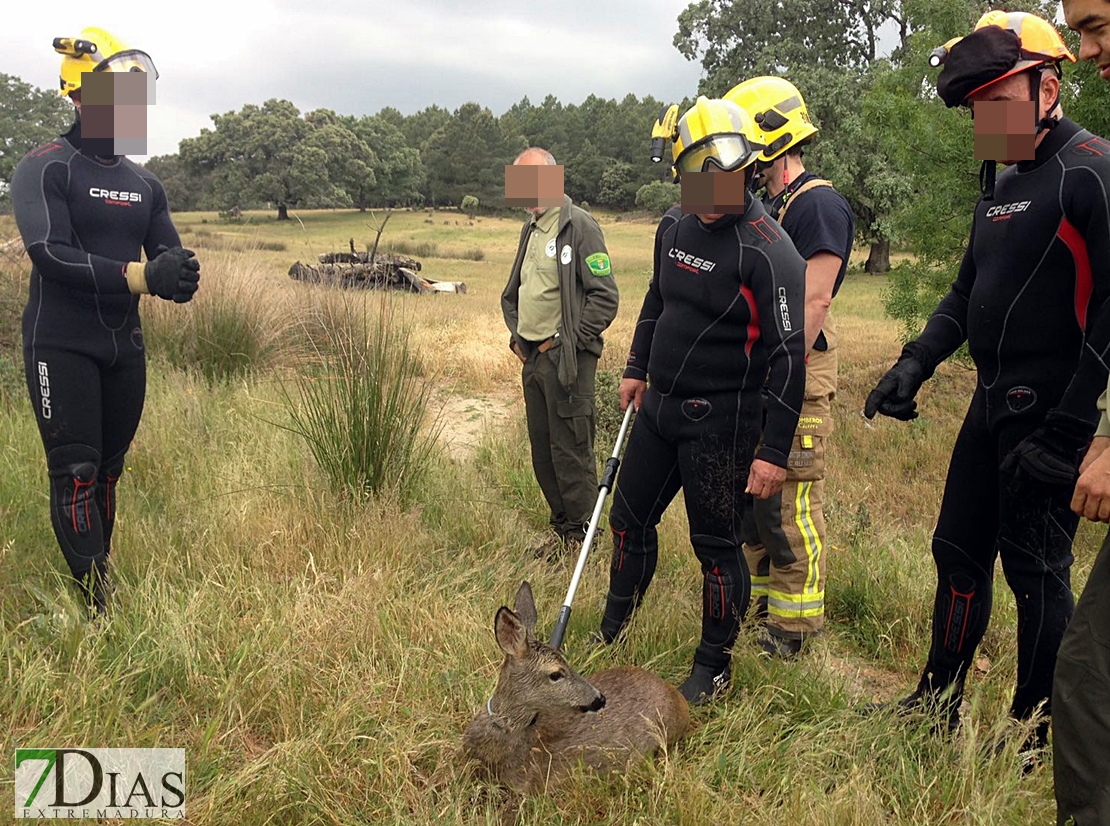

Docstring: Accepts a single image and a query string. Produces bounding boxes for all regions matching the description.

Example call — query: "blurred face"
[506,154,564,215]
[680,167,748,223]
[76,70,156,156]
[966,70,1057,164]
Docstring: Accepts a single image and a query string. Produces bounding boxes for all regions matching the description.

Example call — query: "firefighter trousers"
[742,331,837,641]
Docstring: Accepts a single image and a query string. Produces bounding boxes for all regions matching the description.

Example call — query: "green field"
[1,208,1100,824]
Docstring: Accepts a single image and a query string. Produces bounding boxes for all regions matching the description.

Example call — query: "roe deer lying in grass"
[462,581,690,792]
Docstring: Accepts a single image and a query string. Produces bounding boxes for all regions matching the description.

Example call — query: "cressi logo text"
[669,248,716,273]
[89,188,142,204]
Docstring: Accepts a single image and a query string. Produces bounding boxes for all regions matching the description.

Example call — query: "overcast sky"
[5,0,707,161]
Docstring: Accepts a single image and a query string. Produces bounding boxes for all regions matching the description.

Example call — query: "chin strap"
[980,161,997,201]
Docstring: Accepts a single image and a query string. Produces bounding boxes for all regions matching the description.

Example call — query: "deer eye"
[549,670,565,682]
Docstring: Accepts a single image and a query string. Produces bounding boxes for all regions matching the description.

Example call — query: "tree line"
[5,0,1110,290]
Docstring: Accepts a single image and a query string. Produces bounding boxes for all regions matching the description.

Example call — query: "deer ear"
[495,606,529,657]
[513,581,538,635]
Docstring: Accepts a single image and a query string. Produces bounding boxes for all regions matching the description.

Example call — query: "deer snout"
[587,692,606,712]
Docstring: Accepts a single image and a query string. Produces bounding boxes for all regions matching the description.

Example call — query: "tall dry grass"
[1,209,1096,825]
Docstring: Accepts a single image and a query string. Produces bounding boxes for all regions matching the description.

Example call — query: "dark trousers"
[24,344,145,581]
[601,388,758,670]
[1054,528,1110,826]
[917,389,1076,735]
[521,346,598,540]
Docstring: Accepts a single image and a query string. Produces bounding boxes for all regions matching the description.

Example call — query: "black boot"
[859,673,962,734]
[75,564,113,618]
[679,660,731,707]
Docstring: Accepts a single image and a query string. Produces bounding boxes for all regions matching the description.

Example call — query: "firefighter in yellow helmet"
[9,28,199,616]
[725,76,856,658]
[862,10,1110,775]
[594,97,809,705]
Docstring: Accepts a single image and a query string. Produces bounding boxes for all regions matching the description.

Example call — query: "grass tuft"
[277,294,441,505]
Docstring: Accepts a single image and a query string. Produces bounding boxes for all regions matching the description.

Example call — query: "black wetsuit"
[11,119,179,587]
[600,199,807,672]
[903,118,1110,736]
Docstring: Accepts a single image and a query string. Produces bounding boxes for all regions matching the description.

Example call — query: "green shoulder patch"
[585,252,612,277]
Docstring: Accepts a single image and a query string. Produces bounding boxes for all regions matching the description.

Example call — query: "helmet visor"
[675,134,760,177]
[94,50,159,80]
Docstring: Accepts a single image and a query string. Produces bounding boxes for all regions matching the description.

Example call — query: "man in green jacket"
[501,147,619,559]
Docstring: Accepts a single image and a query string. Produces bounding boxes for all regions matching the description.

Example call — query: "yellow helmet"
[724,76,818,162]
[671,96,763,181]
[54,27,158,98]
[934,10,1075,107]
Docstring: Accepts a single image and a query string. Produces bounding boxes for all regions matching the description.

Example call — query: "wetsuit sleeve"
[750,243,807,468]
[573,211,619,345]
[1055,164,1110,427]
[907,217,976,374]
[141,176,181,258]
[623,214,674,381]
[11,154,134,295]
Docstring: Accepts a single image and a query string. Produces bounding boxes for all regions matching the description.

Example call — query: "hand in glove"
[130,246,200,303]
[864,348,929,420]
[1000,410,1092,488]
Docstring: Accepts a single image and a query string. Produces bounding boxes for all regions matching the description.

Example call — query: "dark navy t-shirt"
[765,171,855,298]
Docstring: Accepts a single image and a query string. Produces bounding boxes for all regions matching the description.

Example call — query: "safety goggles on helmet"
[674,133,761,177]
[91,49,159,79]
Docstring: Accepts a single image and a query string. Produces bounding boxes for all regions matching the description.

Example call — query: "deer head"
[488,582,605,727]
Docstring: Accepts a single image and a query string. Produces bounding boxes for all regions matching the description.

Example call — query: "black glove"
[864,347,930,420]
[145,246,200,303]
[999,410,1092,488]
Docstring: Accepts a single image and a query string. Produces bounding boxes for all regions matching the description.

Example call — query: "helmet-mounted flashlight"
[53,37,99,58]
[929,37,962,68]
[649,103,680,164]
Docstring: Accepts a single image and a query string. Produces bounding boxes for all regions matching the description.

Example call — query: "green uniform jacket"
[502,195,619,391]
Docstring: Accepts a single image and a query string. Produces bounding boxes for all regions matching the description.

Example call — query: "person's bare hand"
[511,341,527,364]
[619,378,647,411]
[746,459,787,500]
[1072,437,1110,522]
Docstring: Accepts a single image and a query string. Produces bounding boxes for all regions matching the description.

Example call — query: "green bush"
[635,181,681,216]
[594,367,625,458]
[278,296,440,505]
[460,195,479,219]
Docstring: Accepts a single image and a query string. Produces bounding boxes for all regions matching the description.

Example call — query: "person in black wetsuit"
[863,11,1110,763]
[11,28,200,615]
[594,97,808,705]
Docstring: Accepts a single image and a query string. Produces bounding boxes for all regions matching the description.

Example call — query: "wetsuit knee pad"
[692,535,748,619]
[46,443,101,480]
[99,449,125,481]
[46,443,100,534]
[935,572,984,652]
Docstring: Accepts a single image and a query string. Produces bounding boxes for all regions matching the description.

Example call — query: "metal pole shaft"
[549,404,635,649]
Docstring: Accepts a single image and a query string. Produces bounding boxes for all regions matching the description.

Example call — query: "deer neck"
[486,690,539,732]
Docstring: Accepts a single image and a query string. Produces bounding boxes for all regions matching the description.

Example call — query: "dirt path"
[436,389,519,460]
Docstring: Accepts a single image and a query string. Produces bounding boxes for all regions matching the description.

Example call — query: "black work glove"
[145,246,200,303]
[864,346,930,420]
[999,410,1092,488]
